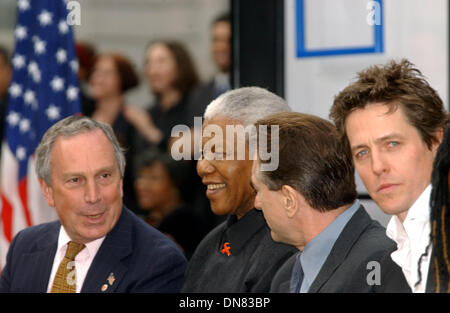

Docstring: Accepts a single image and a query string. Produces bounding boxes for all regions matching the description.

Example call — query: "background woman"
[124,40,200,153]
[134,150,208,259]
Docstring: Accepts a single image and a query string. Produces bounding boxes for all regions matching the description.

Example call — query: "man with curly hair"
[330,59,449,292]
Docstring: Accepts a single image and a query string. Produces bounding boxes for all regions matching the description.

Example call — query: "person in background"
[88,52,140,214]
[330,59,449,292]
[75,41,97,117]
[250,112,410,293]
[134,149,209,259]
[181,87,297,293]
[124,40,199,153]
[0,45,11,155]
[188,12,231,119]
[429,125,450,292]
[124,40,218,232]
[0,116,187,293]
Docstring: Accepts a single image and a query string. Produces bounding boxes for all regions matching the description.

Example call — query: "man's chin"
[374,198,409,217]
[210,203,231,216]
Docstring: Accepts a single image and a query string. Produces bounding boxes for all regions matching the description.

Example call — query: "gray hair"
[35,115,126,185]
[204,87,291,126]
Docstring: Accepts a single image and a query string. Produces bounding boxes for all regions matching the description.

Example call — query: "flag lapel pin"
[107,272,116,286]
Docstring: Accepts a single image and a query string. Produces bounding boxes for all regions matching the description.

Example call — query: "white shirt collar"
[386,185,431,240]
[386,185,432,292]
[57,226,105,261]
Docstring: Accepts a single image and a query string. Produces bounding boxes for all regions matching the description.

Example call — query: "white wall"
[285,0,448,118]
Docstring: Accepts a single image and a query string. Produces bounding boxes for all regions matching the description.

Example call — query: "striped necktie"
[50,241,85,293]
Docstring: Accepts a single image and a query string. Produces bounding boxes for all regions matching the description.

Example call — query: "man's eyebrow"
[350,133,405,152]
[350,143,367,153]
[374,133,405,144]
[61,165,116,179]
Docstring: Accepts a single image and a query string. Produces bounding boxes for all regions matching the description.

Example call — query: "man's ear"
[38,178,55,207]
[281,185,299,218]
[432,128,445,154]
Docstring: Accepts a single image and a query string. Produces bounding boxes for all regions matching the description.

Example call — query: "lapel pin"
[221,242,231,256]
[101,284,108,292]
[107,272,116,286]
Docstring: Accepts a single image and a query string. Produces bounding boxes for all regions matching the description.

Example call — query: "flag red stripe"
[18,178,32,227]
[1,195,13,242]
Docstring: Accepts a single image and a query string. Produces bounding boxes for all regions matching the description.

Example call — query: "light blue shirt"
[290,200,360,293]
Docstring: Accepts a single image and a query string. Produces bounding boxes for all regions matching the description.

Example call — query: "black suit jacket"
[271,206,411,293]
[0,207,187,293]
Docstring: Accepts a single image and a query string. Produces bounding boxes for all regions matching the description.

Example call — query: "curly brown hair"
[330,59,449,150]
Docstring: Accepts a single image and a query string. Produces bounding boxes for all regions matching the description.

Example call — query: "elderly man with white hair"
[181,87,297,293]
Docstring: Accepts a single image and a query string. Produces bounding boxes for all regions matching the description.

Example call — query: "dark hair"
[75,41,96,72]
[212,12,230,26]
[330,59,449,150]
[134,149,191,194]
[94,53,139,93]
[146,40,199,96]
[429,125,450,292]
[255,112,357,212]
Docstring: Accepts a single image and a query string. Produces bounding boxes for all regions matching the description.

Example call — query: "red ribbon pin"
[221,242,231,256]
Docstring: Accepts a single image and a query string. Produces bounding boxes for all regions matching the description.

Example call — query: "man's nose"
[84,180,101,204]
[197,158,215,177]
[371,150,389,176]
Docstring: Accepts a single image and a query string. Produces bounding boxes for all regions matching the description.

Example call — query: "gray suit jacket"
[270,206,411,293]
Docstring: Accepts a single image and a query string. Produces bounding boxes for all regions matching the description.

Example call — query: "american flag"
[0,0,81,268]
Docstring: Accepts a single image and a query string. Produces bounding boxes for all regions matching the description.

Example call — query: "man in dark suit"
[0,115,187,293]
[250,112,411,293]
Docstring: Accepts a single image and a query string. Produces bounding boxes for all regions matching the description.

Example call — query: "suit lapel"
[308,206,372,293]
[81,207,132,293]
[17,222,59,292]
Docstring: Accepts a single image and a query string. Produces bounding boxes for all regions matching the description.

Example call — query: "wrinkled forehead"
[51,129,117,165]
[345,101,411,129]
[201,118,248,144]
